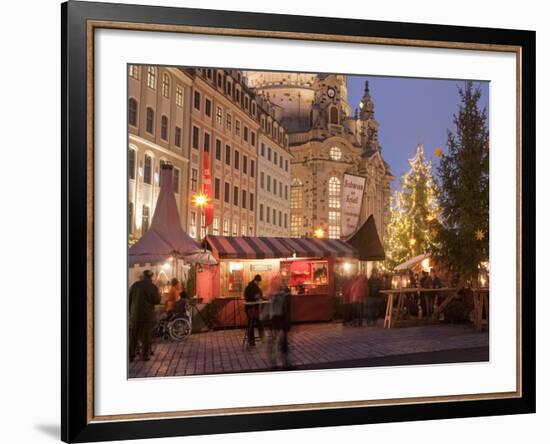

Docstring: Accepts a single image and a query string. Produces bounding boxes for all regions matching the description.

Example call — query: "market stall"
[197,235,359,326]
[128,164,204,320]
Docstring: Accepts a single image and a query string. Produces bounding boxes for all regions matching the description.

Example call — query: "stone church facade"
[245,71,394,240]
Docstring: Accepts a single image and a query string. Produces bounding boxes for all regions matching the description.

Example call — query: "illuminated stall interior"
[196,235,359,326]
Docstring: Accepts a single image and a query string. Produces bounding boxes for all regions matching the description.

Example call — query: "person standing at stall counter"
[244,274,265,346]
[129,270,161,362]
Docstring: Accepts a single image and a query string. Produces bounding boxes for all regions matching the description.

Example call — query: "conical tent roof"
[129,164,200,265]
[345,215,385,261]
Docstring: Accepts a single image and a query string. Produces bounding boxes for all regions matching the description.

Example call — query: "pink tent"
[129,164,200,265]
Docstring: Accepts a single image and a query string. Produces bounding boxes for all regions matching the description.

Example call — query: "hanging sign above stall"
[341,173,366,238]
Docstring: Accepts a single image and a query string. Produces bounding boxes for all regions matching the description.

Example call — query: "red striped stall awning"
[205,235,358,260]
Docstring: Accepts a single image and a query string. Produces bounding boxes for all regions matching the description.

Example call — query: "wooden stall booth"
[195,235,359,327]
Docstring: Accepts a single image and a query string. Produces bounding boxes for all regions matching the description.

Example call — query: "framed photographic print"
[62,0,536,442]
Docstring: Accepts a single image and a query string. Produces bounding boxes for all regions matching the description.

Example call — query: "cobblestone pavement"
[128,321,489,378]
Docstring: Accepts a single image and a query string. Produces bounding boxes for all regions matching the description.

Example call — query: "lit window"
[213,217,220,235]
[189,212,197,238]
[223,219,229,236]
[226,113,232,130]
[291,215,301,238]
[216,106,223,124]
[147,66,156,89]
[328,211,341,239]
[129,65,139,79]
[176,86,183,107]
[330,146,342,161]
[290,178,303,209]
[328,176,341,208]
[162,73,170,98]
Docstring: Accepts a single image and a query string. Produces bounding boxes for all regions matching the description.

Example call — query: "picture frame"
[61,0,536,442]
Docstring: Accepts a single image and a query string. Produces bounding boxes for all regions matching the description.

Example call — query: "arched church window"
[330,146,342,161]
[290,178,303,210]
[328,176,341,208]
[330,106,339,125]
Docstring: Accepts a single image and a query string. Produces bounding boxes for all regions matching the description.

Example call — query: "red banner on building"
[203,151,214,226]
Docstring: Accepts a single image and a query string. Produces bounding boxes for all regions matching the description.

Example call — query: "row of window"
[289,177,341,239]
[258,204,288,229]
[128,98,183,147]
[128,202,149,236]
[260,143,290,172]
[259,172,289,200]
[210,216,251,237]
[130,66,185,107]
[128,149,181,194]
[192,127,256,177]
[193,91,257,147]
[197,68,288,148]
[260,116,285,146]
[199,68,258,119]
[132,65,288,148]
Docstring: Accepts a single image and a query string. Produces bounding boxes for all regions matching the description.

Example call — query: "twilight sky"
[347,75,489,191]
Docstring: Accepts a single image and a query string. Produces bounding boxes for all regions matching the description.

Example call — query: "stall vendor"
[243,274,265,346]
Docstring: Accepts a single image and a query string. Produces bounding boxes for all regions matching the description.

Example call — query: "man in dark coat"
[269,284,292,369]
[129,270,161,361]
[243,274,264,346]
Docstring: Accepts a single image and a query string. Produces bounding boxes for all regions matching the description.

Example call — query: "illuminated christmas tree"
[385,144,440,270]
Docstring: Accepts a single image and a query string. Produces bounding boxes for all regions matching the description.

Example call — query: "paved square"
[128,321,489,378]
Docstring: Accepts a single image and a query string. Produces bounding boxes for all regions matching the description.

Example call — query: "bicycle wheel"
[169,318,191,341]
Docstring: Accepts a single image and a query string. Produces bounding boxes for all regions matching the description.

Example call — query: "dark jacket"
[270,287,291,329]
[129,278,161,322]
[244,280,262,302]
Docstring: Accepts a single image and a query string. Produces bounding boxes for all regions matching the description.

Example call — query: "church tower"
[310,74,352,133]
[358,80,380,153]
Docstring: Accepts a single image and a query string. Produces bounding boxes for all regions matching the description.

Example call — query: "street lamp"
[192,192,209,240]
[313,227,326,239]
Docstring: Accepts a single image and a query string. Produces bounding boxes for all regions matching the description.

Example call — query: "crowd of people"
[128,265,468,367]
[340,268,446,325]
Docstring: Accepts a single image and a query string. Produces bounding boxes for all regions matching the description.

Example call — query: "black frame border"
[62,1,536,442]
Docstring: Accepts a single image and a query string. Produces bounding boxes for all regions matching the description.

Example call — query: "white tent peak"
[129,163,200,265]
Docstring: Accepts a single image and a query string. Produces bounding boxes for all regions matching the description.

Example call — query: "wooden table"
[379,287,458,328]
